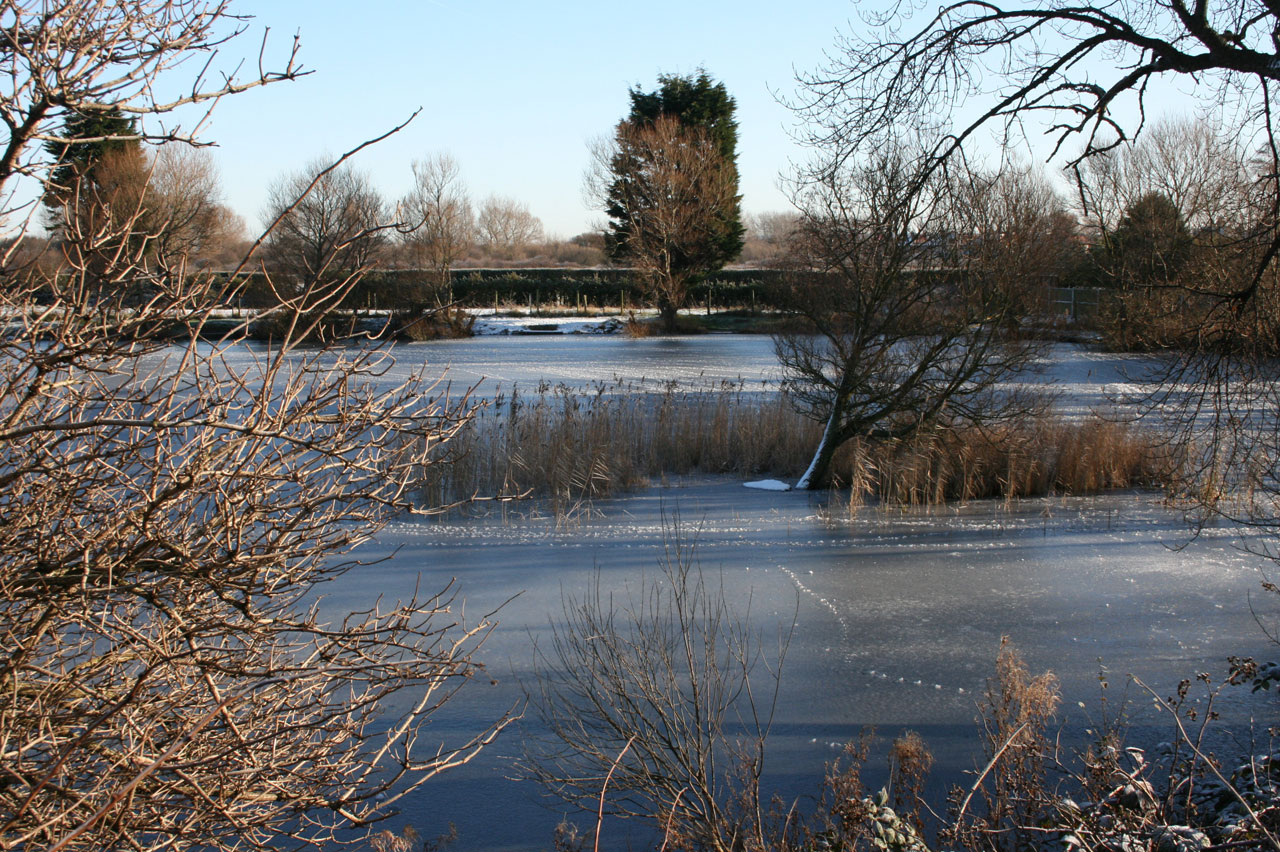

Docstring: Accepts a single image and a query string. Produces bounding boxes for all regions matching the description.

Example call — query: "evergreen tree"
[603,71,744,329]
[1096,192,1192,289]
[43,106,141,211]
[626,71,739,169]
[43,107,151,294]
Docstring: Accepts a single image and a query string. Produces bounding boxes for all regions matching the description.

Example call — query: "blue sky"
[161,1,854,237]
[156,1,1201,240]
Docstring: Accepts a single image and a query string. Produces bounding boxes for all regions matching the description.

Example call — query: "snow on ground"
[744,478,792,491]
[469,309,624,335]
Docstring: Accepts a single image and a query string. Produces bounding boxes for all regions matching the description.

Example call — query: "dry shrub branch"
[0,3,511,850]
[524,518,794,852]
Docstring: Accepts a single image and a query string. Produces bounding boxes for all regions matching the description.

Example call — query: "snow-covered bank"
[469,309,624,335]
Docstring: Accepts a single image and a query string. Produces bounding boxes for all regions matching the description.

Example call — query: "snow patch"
[470,312,624,336]
[743,479,792,491]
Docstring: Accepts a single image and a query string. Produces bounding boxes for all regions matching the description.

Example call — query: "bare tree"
[1075,118,1254,238]
[400,153,473,302]
[262,157,388,293]
[794,0,1280,178]
[1069,120,1264,348]
[795,3,1280,619]
[0,3,511,850]
[948,160,1082,308]
[790,0,1280,311]
[741,211,802,267]
[754,211,800,245]
[475,194,543,257]
[776,146,1049,489]
[524,521,793,852]
[192,202,250,268]
[588,115,738,332]
[146,144,244,267]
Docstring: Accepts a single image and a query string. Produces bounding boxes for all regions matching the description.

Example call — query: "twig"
[594,736,635,852]
[47,683,276,852]
[1134,677,1280,852]
[952,721,1029,827]
[658,788,687,852]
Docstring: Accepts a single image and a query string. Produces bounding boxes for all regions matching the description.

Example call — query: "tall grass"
[417,381,1176,513]
[843,416,1176,508]
[417,380,814,515]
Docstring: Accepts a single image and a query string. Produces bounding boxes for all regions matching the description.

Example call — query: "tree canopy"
[601,71,743,330]
[43,106,141,210]
[627,71,739,169]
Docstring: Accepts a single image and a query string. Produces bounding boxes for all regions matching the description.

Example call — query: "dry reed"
[416,382,1176,513]
[833,416,1177,510]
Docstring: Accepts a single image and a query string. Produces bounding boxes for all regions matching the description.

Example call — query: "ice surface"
[327,479,1275,851]
[168,337,1275,849]
[190,336,1181,414]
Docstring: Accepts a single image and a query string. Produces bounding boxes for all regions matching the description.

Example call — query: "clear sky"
[147,1,1205,241]
[158,1,860,239]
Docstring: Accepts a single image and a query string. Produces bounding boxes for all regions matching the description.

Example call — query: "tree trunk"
[796,398,845,490]
[660,302,679,333]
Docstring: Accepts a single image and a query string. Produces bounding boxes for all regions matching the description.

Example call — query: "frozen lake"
[287,336,1277,851]
[245,333,1152,415]
[334,482,1274,852]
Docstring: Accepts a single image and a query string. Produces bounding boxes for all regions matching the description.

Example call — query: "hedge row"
[458,268,784,310]
[236,268,787,311]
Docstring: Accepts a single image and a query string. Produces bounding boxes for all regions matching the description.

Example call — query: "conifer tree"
[43,106,141,212]
[602,71,744,329]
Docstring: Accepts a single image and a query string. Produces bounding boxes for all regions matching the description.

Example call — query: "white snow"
[469,310,624,336]
[743,479,792,491]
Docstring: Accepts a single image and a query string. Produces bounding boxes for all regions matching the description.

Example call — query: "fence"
[1047,286,1103,324]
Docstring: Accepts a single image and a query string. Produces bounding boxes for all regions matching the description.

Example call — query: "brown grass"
[623,313,656,337]
[944,638,1062,852]
[416,382,1177,514]
[393,305,475,340]
[417,380,810,515]
[834,416,1177,510]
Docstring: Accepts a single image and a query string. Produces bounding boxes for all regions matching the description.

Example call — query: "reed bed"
[416,380,1176,514]
[417,379,814,514]
[835,416,1176,510]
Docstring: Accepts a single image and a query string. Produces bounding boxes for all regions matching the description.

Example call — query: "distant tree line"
[234,266,787,312]
[32,70,1276,357]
